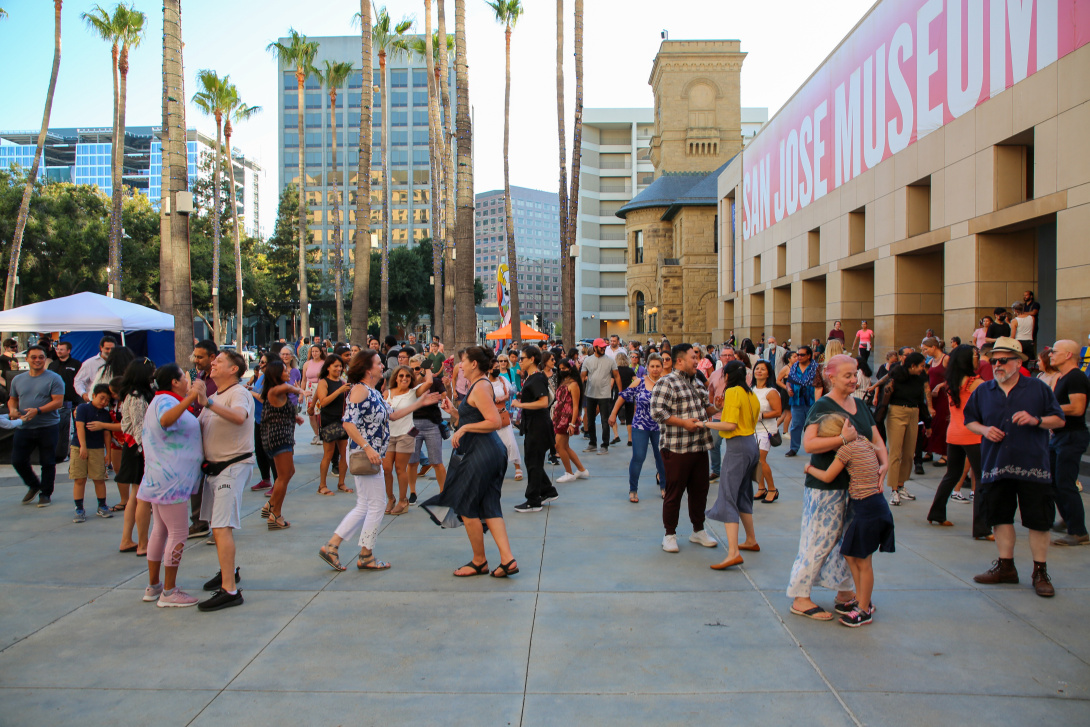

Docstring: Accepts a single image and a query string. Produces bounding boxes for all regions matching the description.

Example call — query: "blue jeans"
[789,405,809,453]
[1051,429,1089,536]
[629,428,666,493]
[12,425,60,497]
[710,432,723,476]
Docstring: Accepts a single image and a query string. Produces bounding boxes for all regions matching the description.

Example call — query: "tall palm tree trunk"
[111,42,132,298]
[296,66,309,339]
[159,69,173,313]
[424,3,443,343]
[108,37,121,297]
[453,0,475,351]
[4,0,63,315]
[211,116,223,342]
[379,53,390,340]
[225,125,244,347]
[163,0,194,364]
[502,24,520,345]
[351,1,373,344]
[329,87,345,341]
[556,0,571,348]
[565,0,583,349]
[437,0,456,347]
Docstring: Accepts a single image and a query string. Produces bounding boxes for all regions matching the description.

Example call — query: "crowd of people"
[6,294,1086,624]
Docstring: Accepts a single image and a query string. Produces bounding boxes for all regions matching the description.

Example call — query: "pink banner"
[742,0,1090,240]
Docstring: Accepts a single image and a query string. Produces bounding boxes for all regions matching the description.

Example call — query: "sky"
[0,0,876,236]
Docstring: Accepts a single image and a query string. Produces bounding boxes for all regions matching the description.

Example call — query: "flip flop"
[119,545,137,553]
[338,485,354,493]
[110,503,126,512]
[317,487,335,496]
[790,605,834,621]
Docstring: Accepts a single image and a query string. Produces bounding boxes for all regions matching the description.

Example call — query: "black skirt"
[420,430,508,528]
[116,443,145,484]
[841,492,896,558]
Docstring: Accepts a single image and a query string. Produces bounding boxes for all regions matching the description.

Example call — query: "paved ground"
[1,425,1088,726]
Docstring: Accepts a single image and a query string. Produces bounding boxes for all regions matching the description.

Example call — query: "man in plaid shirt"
[650,343,720,553]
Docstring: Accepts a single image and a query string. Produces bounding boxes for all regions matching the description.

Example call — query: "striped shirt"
[835,438,883,499]
[649,370,713,453]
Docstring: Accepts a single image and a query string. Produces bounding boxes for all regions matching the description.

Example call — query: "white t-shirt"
[490,377,511,408]
[198,382,254,462]
[581,354,619,399]
[387,389,419,437]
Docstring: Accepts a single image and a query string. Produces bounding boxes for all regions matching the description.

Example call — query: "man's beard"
[993,366,1015,384]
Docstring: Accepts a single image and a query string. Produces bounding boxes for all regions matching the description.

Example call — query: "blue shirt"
[963,375,1064,484]
[618,378,659,431]
[74,402,112,449]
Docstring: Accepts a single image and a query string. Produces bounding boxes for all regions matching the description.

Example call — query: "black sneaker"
[36,495,51,508]
[627,441,632,447]
[914,463,925,476]
[188,523,210,539]
[331,462,339,475]
[784,450,797,457]
[198,588,244,612]
[542,491,560,504]
[610,437,621,445]
[548,456,561,465]
[408,492,417,504]
[203,567,241,592]
[838,607,873,627]
[513,501,543,513]
[21,487,39,504]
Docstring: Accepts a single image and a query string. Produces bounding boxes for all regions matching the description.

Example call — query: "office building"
[474,186,561,332]
[716,0,1090,352]
[0,126,263,238]
[275,34,455,289]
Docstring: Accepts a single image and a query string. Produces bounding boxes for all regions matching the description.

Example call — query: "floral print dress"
[342,384,391,458]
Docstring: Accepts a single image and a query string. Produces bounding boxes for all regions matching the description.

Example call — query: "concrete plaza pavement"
[1,426,1089,726]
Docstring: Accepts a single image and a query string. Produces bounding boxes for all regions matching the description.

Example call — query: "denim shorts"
[409,419,443,465]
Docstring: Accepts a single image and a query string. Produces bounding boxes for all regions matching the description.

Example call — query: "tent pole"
[121,331,127,346]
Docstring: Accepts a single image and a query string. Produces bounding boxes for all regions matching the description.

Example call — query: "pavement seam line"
[519,488,550,727]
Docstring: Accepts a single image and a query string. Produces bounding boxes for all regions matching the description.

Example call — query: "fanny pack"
[201,452,252,477]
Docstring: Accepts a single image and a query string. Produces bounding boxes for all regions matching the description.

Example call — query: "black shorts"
[618,401,635,425]
[983,478,1055,532]
[116,442,145,484]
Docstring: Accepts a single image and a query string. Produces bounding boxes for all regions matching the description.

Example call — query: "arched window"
[635,291,645,334]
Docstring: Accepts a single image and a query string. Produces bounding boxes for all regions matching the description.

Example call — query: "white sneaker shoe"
[143,582,164,602]
[311,436,321,445]
[689,530,718,548]
[576,469,590,479]
[555,472,577,483]
[157,588,199,608]
[662,534,680,553]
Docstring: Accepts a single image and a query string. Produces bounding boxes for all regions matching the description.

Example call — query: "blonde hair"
[409,354,426,367]
[824,339,845,358]
[816,413,847,438]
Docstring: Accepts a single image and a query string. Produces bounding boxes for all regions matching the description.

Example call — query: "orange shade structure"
[485,321,549,341]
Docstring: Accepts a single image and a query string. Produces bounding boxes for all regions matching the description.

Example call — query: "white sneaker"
[311,436,321,445]
[143,583,164,602]
[899,486,916,501]
[576,469,590,479]
[555,472,577,483]
[157,588,199,608]
[689,530,718,548]
[890,490,901,506]
[662,534,680,553]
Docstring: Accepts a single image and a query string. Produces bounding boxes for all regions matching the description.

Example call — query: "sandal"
[453,560,489,577]
[390,500,409,516]
[357,552,390,570]
[490,559,519,578]
[337,484,354,493]
[319,544,347,571]
[514,470,523,481]
[790,604,834,621]
[317,486,334,496]
[629,492,639,503]
[384,502,394,515]
[754,489,768,500]
[763,489,780,503]
[110,503,126,512]
[260,503,271,519]
[267,515,291,530]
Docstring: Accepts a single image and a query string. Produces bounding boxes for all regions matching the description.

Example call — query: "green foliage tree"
[266,183,320,334]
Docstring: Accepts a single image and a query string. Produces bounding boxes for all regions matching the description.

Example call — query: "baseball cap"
[593,338,607,347]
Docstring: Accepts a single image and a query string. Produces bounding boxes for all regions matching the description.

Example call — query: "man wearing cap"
[581,338,622,455]
[964,337,1065,597]
[1048,340,1090,546]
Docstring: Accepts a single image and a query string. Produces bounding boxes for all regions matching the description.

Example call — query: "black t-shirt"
[617,365,635,392]
[987,322,1011,340]
[0,354,16,372]
[1054,368,1089,432]
[888,364,928,409]
[49,356,82,405]
[1025,300,1041,337]
[414,374,447,425]
[520,372,551,431]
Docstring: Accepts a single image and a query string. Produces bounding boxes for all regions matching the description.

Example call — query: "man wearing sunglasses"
[964,337,1065,597]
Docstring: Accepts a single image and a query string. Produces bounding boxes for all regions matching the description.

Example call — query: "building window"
[635,291,645,334]
[634,229,644,264]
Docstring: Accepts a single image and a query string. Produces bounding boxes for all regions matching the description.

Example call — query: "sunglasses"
[412,366,421,371]
[991,357,1018,366]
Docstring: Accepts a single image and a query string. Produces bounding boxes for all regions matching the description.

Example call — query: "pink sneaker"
[250,480,272,491]
[143,583,164,602]
[157,588,199,608]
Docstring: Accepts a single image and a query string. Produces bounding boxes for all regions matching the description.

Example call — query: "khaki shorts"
[390,433,416,454]
[69,446,107,481]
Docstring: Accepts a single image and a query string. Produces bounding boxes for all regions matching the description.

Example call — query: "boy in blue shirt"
[71,384,115,522]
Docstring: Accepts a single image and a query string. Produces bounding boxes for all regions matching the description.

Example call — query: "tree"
[567,0,584,350]
[317,60,354,343]
[351,2,374,345]
[4,0,62,319]
[486,0,524,344]
[373,5,414,341]
[222,81,261,346]
[556,0,570,348]
[0,9,7,20]
[453,0,475,351]
[437,0,456,346]
[267,29,319,339]
[266,184,319,324]
[162,0,195,364]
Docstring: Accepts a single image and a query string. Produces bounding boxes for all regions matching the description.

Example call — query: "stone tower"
[648,40,746,176]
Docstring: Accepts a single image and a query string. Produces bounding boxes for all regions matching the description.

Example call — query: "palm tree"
[4,0,62,314]
[222,83,261,347]
[556,0,571,347]
[267,29,319,340]
[318,60,354,342]
[351,2,373,344]
[162,0,195,365]
[437,0,456,346]
[486,0,524,344]
[192,69,233,342]
[410,20,453,344]
[564,0,584,349]
[0,9,8,19]
[373,4,414,341]
[453,0,475,351]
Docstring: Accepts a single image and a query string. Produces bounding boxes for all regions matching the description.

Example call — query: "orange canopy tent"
[485,321,548,340]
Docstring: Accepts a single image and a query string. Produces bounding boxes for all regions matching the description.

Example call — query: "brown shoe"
[710,555,744,570]
[1032,563,1055,597]
[973,558,1019,585]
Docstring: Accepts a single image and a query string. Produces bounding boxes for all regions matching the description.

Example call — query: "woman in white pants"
[318,349,440,571]
[487,365,523,481]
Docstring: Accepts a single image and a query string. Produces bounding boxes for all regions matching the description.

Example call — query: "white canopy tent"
[0,291,174,333]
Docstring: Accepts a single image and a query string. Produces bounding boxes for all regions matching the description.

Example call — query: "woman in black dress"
[420,346,519,578]
[512,345,559,513]
[314,354,352,495]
